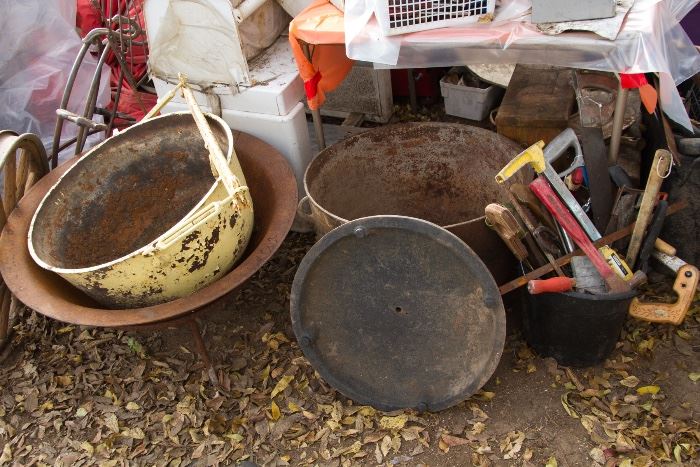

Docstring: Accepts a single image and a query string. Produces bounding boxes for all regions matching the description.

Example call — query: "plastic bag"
[0,0,109,151]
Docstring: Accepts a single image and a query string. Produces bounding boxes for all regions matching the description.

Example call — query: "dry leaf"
[501,431,524,459]
[104,413,119,433]
[0,445,11,464]
[374,443,383,464]
[619,376,640,388]
[688,373,700,382]
[636,386,660,395]
[379,414,408,431]
[121,427,145,439]
[380,435,392,456]
[271,401,281,421]
[471,421,486,435]
[637,338,654,353]
[55,375,73,386]
[589,447,606,464]
[271,375,294,398]
[561,393,579,418]
[545,455,558,467]
[441,434,469,447]
[125,402,140,411]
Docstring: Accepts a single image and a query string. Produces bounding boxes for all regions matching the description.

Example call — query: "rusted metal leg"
[301,42,326,150]
[608,84,629,166]
[188,318,219,386]
[407,69,418,113]
[0,285,10,341]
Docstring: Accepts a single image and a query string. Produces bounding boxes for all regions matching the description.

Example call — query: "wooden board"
[495,65,576,146]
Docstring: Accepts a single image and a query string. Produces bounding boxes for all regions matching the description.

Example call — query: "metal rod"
[106,67,125,136]
[106,33,147,115]
[407,69,417,113]
[301,42,325,150]
[75,45,111,154]
[188,319,219,386]
[608,84,629,165]
[50,42,92,167]
[0,286,10,341]
[50,27,111,167]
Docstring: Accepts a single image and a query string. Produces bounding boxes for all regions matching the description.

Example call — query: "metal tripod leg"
[301,42,326,150]
[188,318,219,386]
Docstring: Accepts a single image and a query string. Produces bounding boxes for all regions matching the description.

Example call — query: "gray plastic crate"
[440,68,503,121]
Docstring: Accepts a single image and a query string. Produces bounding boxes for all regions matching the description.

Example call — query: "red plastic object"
[529,177,629,293]
[390,69,443,98]
[527,277,576,295]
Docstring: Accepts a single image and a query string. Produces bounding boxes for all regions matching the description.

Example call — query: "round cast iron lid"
[290,216,505,412]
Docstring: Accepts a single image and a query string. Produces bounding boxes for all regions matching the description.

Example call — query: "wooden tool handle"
[485,204,528,261]
[498,201,686,295]
[626,150,672,267]
[528,277,576,294]
[509,184,556,231]
[654,238,676,256]
[529,177,630,293]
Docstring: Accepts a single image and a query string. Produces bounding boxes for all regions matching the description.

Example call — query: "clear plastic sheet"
[345,0,700,129]
[0,0,109,150]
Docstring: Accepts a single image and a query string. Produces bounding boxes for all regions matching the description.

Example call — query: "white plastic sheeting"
[145,0,251,86]
[344,0,700,129]
[0,0,109,150]
[145,0,290,89]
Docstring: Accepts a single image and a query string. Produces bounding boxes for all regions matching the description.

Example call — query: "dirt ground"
[1,99,698,466]
[0,230,698,466]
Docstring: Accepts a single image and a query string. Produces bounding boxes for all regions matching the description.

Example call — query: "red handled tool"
[528,277,576,294]
[529,177,631,294]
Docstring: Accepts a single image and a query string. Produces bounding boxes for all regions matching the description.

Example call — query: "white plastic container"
[440,69,503,121]
[375,0,495,36]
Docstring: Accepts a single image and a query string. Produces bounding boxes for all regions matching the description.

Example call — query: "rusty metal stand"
[407,69,418,113]
[301,41,326,150]
[187,318,219,386]
[126,314,220,386]
[608,82,629,165]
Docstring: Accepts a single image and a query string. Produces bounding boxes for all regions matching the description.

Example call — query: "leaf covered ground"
[0,232,698,466]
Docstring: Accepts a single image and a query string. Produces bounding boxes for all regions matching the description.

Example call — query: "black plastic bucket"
[523,289,637,367]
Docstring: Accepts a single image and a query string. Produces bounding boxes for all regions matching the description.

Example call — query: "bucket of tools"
[522,289,636,367]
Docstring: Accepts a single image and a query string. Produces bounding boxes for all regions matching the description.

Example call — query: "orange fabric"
[620,73,658,114]
[289,0,353,109]
[639,84,658,114]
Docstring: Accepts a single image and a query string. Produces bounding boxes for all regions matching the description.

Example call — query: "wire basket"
[375,0,495,36]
